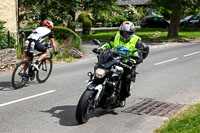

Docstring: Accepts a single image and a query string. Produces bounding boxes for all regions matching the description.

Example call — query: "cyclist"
[25,20,57,71]
[93,21,149,107]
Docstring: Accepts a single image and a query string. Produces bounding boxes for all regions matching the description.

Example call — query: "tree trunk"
[168,9,181,37]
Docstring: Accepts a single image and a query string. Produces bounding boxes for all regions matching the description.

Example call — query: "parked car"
[180,15,200,27]
[140,16,169,28]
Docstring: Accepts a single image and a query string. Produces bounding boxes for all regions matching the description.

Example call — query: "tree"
[150,0,200,37]
[19,0,82,28]
[19,0,117,30]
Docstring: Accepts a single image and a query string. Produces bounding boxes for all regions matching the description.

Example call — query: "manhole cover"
[122,98,186,117]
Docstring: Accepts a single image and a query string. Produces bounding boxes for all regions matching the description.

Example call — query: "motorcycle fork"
[92,78,107,108]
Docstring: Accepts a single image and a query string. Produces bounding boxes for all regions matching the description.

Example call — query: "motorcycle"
[76,39,140,124]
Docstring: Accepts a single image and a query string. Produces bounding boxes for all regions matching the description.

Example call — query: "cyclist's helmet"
[119,21,135,38]
[43,20,53,28]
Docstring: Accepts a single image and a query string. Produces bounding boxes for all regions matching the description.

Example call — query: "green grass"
[81,28,200,42]
[155,104,200,133]
[155,29,200,42]
[82,30,118,41]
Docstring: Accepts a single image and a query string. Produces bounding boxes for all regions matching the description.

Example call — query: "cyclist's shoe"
[32,63,39,71]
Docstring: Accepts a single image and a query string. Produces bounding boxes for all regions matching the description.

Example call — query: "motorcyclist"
[93,21,149,107]
[25,20,57,71]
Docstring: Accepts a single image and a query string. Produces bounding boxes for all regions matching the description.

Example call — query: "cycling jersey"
[27,27,54,43]
[26,26,54,56]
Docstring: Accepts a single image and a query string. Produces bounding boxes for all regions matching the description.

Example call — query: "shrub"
[52,26,82,48]
[112,15,127,27]
[77,12,93,34]
[56,39,83,62]
[0,20,16,49]
[52,26,83,61]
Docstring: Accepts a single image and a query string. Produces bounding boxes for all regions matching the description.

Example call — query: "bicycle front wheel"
[11,60,29,89]
[36,57,52,83]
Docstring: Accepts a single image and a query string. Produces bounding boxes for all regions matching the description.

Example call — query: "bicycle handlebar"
[19,29,34,33]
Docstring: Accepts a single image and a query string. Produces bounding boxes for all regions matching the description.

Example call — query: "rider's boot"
[119,98,126,107]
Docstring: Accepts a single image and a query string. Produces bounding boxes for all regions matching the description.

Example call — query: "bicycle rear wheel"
[11,60,29,89]
[36,57,52,83]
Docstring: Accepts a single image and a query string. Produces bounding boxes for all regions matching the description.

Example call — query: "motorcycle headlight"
[95,68,106,78]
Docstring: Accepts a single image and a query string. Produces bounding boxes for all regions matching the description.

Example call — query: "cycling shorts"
[26,40,48,57]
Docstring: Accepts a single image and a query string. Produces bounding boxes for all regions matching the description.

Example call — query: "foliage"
[151,0,200,18]
[112,15,127,26]
[52,26,82,47]
[81,28,200,42]
[19,0,81,28]
[150,0,200,37]
[124,5,139,21]
[0,20,16,49]
[77,12,92,34]
[155,7,172,20]
[123,5,146,25]
[19,0,117,29]
[91,2,123,26]
[155,104,200,133]
[56,39,83,62]
[82,29,160,41]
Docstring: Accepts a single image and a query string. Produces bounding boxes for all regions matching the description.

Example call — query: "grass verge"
[154,104,200,133]
[81,28,200,42]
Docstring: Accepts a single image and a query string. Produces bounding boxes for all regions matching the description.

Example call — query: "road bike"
[11,43,53,89]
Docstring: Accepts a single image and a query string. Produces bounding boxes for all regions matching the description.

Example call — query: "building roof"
[118,0,151,6]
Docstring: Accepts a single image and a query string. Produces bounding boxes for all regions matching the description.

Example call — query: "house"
[0,0,18,34]
[118,0,151,6]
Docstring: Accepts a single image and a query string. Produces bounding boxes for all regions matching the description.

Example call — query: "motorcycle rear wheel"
[76,90,96,124]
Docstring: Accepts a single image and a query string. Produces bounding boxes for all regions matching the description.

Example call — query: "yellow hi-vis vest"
[113,31,141,57]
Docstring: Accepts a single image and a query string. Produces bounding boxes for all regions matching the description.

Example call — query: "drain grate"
[122,98,186,117]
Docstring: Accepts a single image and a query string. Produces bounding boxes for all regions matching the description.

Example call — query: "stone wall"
[0,49,17,71]
[0,0,18,33]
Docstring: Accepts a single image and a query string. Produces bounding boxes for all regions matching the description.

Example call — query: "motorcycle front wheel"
[76,90,96,124]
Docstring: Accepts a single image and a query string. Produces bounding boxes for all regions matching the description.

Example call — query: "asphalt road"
[0,41,200,133]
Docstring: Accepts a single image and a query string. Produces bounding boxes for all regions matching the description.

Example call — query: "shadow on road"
[41,105,78,126]
[0,81,13,91]
[41,105,118,126]
[0,81,39,91]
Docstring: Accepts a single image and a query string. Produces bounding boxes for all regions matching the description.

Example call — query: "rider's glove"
[127,59,136,67]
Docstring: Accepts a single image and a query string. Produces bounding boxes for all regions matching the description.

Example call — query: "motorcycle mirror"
[87,72,92,76]
[93,39,101,46]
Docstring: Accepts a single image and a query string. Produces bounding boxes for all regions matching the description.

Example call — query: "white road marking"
[0,90,56,108]
[183,51,200,57]
[154,58,178,65]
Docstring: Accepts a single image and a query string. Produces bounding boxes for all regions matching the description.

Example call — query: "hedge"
[52,26,82,45]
